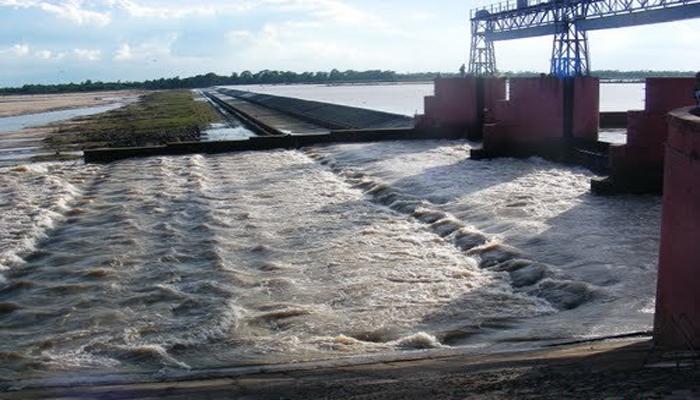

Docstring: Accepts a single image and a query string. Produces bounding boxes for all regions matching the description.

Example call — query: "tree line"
[1,69,695,95]
[0,70,428,95]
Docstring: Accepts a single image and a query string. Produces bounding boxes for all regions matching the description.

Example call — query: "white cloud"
[35,49,53,59]
[11,43,30,56]
[104,0,386,27]
[40,1,110,26]
[0,0,111,25]
[224,21,393,71]
[0,0,39,7]
[226,30,254,41]
[260,0,388,27]
[0,43,30,57]
[113,43,132,61]
[73,48,101,61]
[0,0,393,34]
[0,43,69,62]
[112,34,178,63]
[108,0,214,19]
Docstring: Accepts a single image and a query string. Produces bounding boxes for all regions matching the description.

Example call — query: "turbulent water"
[0,141,661,382]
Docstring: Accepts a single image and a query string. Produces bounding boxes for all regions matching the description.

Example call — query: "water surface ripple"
[0,141,660,381]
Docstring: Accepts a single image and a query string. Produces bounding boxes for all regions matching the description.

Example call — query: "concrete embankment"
[218,88,415,129]
[83,127,461,163]
[204,92,284,136]
[84,92,452,163]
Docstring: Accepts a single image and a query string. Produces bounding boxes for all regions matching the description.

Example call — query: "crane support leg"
[469,18,497,76]
[550,10,590,77]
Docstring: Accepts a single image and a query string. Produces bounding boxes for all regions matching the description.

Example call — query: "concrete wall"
[480,76,599,159]
[654,107,700,349]
[219,89,414,130]
[573,77,601,141]
[604,78,696,193]
[418,77,506,139]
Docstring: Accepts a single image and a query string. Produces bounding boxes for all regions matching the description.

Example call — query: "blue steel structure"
[469,0,700,77]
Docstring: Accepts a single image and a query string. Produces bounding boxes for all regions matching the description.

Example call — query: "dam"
[0,1,699,397]
[1,77,699,397]
[1,80,669,387]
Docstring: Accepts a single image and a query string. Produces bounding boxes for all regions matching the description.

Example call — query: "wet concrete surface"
[3,338,699,399]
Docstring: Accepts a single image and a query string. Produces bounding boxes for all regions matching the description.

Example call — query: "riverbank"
[0,91,143,118]
[0,90,145,166]
[44,90,220,151]
[4,337,699,399]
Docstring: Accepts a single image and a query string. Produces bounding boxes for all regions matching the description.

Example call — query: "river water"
[0,83,661,384]
[0,103,129,167]
[0,103,125,133]
[229,82,646,115]
[0,141,660,383]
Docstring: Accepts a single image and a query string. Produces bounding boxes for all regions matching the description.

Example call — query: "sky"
[0,0,698,87]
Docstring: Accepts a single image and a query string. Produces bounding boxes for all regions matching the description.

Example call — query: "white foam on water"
[40,349,122,370]
[0,141,661,381]
[307,140,661,340]
[391,332,443,349]
[0,162,102,270]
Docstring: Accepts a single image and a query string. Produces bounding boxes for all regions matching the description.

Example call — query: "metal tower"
[469,11,497,75]
[550,3,590,77]
[468,0,700,78]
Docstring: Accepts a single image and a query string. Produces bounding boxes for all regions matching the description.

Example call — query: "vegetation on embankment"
[45,90,219,150]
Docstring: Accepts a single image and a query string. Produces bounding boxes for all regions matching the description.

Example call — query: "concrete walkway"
[3,338,699,399]
[217,95,328,135]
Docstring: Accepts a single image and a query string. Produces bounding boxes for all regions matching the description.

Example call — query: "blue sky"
[0,0,698,86]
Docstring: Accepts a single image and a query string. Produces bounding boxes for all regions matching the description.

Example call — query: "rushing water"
[0,83,661,383]
[228,82,646,116]
[202,123,254,141]
[0,139,660,382]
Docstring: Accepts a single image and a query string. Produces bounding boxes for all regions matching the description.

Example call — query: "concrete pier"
[473,76,600,161]
[592,77,697,194]
[416,77,506,140]
[654,106,700,349]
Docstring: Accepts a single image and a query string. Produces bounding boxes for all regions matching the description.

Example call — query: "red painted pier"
[592,77,697,194]
[476,76,600,161]
[654,106,700,349]
[416,76,506,140]
[419,75,699,350]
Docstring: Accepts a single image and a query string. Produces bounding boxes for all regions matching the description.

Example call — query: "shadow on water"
[304,139,662,347]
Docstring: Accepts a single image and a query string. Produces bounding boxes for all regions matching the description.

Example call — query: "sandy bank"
[0,90,143,118]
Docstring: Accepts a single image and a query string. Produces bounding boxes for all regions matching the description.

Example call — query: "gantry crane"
[469,0,700,77]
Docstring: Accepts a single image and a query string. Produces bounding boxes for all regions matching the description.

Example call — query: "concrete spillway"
[84,91,459,164]
[218,88,415,130]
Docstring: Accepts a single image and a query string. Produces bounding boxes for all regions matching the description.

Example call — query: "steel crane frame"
[468,0,700,77]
